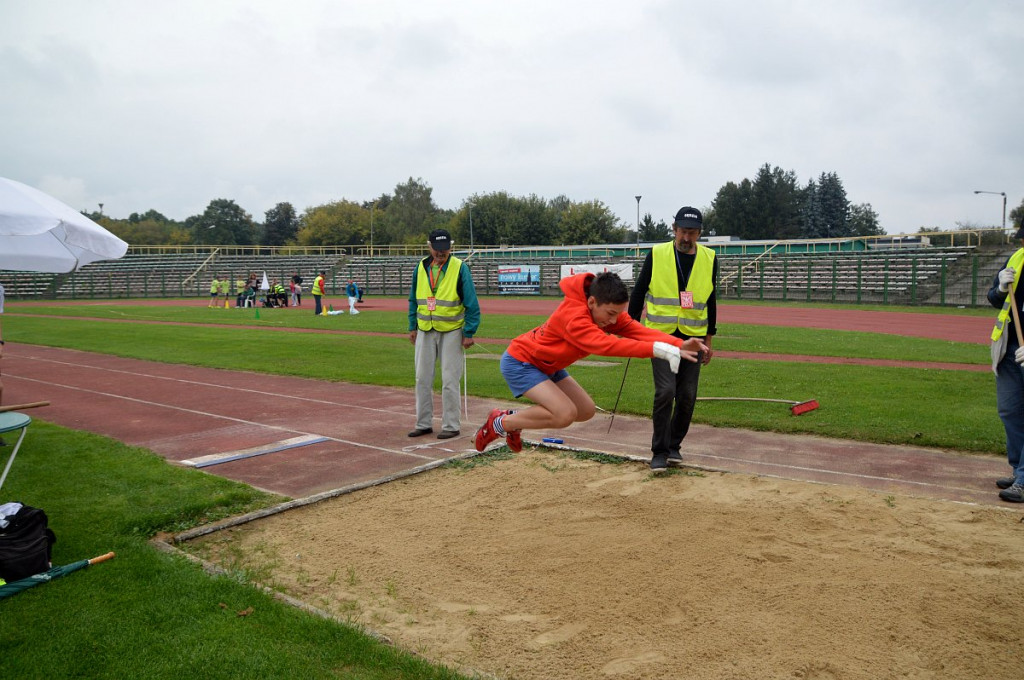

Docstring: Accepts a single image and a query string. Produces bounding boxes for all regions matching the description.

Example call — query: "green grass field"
[0,298,1004,678]
[4,299,1000,452]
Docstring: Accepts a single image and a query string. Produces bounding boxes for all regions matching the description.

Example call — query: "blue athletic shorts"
[500,350,569,398]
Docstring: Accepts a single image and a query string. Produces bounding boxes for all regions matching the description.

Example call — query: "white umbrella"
[0,177,128,273]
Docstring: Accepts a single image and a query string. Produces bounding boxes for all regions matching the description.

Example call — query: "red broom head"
[790,399,820,416]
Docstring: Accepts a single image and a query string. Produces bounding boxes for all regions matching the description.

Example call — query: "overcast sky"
[2,1,1021,236]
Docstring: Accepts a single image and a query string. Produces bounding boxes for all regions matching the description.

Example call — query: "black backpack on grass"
[0,505,57,581]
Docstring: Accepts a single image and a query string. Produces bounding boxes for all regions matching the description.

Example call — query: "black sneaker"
[650,453,668,472]
[667,451,683,465]
[997,477,1016,490]
[999,482,1024,503]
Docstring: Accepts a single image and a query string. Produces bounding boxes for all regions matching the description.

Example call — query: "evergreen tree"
[263,202,298,246]
[638,212,670,242]
[817,172,850,237]
[800,178,824,238]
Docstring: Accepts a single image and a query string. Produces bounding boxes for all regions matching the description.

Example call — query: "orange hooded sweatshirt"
[506,273,685,374]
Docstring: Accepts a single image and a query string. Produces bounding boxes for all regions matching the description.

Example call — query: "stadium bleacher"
[0,239,1012,308]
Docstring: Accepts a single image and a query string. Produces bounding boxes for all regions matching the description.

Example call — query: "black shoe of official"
[996,477,1016,490]
[667,451,683,465]
[436,430,460,439]
[650,453,669,472]
[999,482,1024,503]
[407,427,433,437]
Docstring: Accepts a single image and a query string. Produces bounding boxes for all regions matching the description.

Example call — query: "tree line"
[92,165,888,248]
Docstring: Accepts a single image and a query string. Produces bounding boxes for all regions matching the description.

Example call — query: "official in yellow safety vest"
[407,229,481,439]
[311,271,326,315]
[628,206,718,471]
[988,219,1024,503]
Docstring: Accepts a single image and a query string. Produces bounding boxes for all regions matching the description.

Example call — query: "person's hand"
[409,330,417,345]
[701,336,713,365]
[1015,346,1024,366]
[462,337,475,349]
[999,267,1016,292]
[681,337,712,365]
[653,341,682,373]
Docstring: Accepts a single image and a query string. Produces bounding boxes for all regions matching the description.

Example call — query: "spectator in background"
[346,280,361,315]
[988,219,1024,503]
[234,276,247,306]
[207,274,221,307]
[218,277,230,305]
[291,272,304,307]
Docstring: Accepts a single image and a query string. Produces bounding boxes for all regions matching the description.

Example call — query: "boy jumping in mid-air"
[475,271,707,453]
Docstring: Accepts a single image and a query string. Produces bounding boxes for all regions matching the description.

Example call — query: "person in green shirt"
[207,275,221,307]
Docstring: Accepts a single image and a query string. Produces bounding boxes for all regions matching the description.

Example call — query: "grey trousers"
[414,329,465,433]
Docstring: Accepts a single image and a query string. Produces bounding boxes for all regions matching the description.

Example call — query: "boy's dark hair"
[588,272,629,305]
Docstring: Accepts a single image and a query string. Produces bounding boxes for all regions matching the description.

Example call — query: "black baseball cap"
[1015,217,1024,240]
[673,207,703,229]
[429,229,452,251]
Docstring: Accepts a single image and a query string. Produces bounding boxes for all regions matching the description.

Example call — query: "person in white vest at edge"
[988,217,1024,503]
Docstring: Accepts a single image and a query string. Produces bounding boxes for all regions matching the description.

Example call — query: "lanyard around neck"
[427,262,445,292]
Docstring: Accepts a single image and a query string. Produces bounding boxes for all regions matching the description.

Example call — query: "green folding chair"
[0,402,50,493]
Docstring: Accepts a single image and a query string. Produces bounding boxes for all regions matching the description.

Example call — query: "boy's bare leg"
[503,377,595,431]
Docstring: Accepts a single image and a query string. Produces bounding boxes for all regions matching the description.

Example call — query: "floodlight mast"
[973,190,1007,230]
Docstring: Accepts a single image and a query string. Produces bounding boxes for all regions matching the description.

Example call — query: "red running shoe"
[475,408,504,452]
[505,418,523,453]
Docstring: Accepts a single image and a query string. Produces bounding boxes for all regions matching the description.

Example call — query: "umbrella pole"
[0,552,115,599]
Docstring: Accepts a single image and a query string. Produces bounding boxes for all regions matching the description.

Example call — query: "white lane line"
[7,354,412,416]
[6,374,437,462]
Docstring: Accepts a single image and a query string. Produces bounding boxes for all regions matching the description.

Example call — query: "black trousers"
[650,355,702,456]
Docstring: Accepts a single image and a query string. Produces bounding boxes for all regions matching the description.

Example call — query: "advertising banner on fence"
[558,263,634,281]
[497,264,541,295]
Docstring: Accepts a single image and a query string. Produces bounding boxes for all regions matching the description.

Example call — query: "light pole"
[974,190,1007,230]
[635,195,642,247]
[369,200,377,255]
[467,202,475,253]
[98,203,104,216]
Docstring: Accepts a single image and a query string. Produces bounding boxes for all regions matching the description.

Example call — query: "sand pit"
[188,450,1024,679]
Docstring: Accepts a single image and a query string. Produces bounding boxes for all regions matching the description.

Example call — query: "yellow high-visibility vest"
[416,257,466,332]
[991,249,1024,342]
[644,241,715,336]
